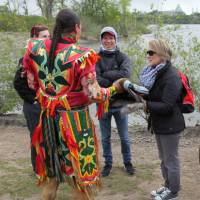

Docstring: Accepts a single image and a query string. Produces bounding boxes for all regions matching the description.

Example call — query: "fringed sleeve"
[78,49,117,119]
[81,72,117,119]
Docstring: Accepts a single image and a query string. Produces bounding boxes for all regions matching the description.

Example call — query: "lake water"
[80,24,200,51]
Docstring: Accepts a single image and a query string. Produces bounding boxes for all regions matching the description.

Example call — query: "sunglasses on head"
[146,50,156,56]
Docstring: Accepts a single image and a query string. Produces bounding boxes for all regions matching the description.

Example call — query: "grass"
[0,158,157,199]
[101,164,156,195]
[0,159,40,199]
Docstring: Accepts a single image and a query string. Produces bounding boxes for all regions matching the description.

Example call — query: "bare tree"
[6,0,20,14]
[53,0,70,13]
[22,0,28,15]
[5,0,29,15]
[73,0,112,23]
[36,0,54,19]
[57,0,66,8]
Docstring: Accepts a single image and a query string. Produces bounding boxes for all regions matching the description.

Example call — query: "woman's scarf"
[100,45,117,52]
[139,62,166,90]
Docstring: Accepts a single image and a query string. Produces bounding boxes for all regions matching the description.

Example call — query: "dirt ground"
[0,124,199,200]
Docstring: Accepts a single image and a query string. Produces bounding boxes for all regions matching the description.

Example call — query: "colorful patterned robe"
[23,37,116,198]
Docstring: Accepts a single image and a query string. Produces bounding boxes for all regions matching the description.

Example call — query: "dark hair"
[48,9,80,72]
[30,24,49,38]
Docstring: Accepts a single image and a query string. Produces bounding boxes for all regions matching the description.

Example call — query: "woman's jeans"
[155,133,181,193]
[23,101,41,172]
[99,107,132,166]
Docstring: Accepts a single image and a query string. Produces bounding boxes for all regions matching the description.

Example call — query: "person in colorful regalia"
[22,8,123,200]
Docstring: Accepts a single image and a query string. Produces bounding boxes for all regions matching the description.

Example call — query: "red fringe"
[31,117,46,181]
[96,103,104,119]
[32,122,42,146]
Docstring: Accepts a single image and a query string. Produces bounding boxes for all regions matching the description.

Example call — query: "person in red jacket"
[23,9,122,200]
[14,24,50,173]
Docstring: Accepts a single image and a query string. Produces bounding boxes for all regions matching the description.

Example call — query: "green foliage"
[0,13,27,32]
[23,15,53,31]
[74,0,149,37]
[121,35,146,83]
[0,13,51,32]
[0,32,27,114]
[144,10,200,25]
[79,15,102,40]
[74,0,116,24]
[0,1,151,37]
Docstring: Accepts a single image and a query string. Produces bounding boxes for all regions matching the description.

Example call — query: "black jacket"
[13,58,36,104]
[96,48,131,87]
[146,62,185,135]
[96,48,131,107]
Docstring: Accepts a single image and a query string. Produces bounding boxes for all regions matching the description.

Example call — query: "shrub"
[0,32,27,114]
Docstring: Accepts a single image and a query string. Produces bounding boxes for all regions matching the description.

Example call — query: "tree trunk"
[23,0,29,15]
[36,0,54,19]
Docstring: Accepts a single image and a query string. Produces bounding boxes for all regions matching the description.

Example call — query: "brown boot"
[41,178,59,200]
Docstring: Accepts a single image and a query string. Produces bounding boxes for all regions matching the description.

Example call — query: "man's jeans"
[99,107,132,166]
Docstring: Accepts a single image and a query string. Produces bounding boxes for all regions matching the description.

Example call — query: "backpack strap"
[178,70,195,113]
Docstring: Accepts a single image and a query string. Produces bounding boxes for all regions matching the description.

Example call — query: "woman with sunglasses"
[139,39,185,200]
[22,9,122,200]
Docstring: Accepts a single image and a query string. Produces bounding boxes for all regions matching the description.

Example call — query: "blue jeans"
[99,107,132,166]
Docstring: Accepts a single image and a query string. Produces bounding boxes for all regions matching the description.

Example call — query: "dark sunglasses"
[146,50,156,56]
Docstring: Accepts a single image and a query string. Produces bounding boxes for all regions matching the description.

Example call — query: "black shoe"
[124,162,135,175]
[101,164,112,177]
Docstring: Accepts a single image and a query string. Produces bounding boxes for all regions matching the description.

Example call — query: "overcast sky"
[1,0,200,15]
